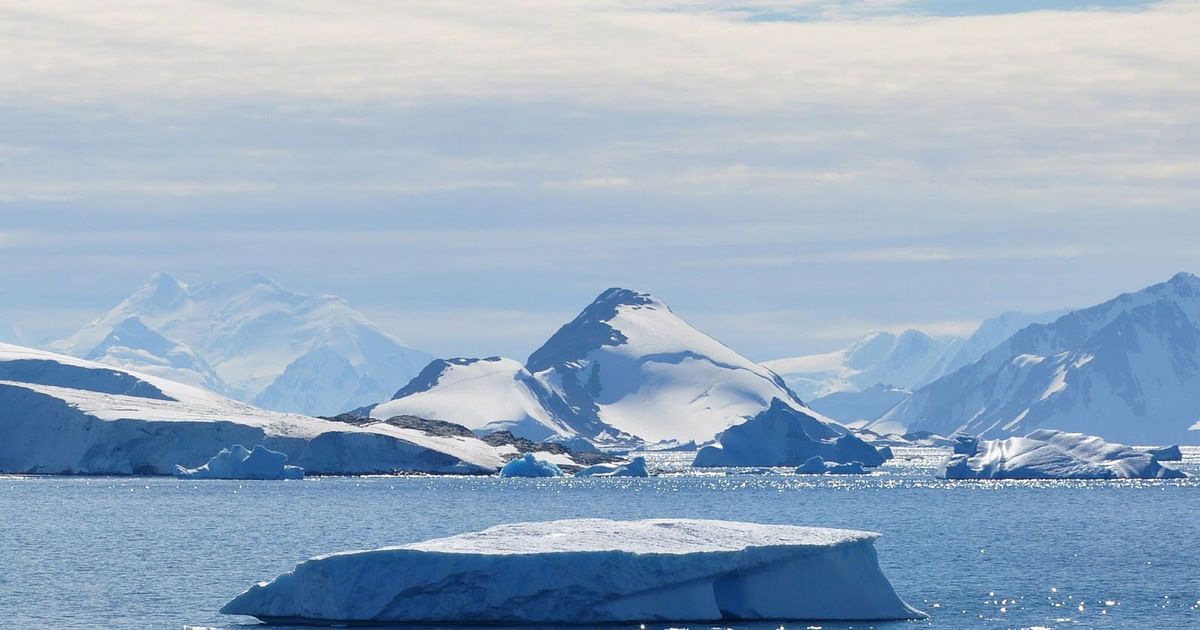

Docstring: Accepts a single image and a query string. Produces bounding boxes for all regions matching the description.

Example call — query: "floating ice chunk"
[221,518,925,624]
[694,398,889,468]
[795,456,869,475]
[951,433,979,455]
[173,444,303,480]
[1146,445,1183,462]
[498,452,565,477]
[574,456,649,477]
[937,429,1187,480]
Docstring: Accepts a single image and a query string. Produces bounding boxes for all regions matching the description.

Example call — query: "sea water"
[1,447,1198,629]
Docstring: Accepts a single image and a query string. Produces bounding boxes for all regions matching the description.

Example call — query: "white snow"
[574,456,649,477]
[371,357,573,441]
[498,453,565,477]
[694,398,889,467]
[378,288,828,447]
[49,272,431,416]
[174,444,304,480]
[937,429,1187,479]
[0,342,506,475]
[220,518,925,624]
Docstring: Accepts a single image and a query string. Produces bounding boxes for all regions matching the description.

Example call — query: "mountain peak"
[587,288,661,313]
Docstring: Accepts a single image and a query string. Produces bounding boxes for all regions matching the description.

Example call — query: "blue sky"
[1,0,1198,361]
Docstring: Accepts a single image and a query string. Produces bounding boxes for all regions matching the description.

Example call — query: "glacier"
[574,456,649,477]
[937,429,1187,480]
[173,444,304,480]
[498,452,565,477]
[220,518,924,624]
[0,342,505,475]
[693,398,889,467]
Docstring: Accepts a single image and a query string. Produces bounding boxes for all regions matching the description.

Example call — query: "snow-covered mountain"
[0,342,505,475]
[372,357,577,441]
[50,273,431,416]
[873,273,1200,445]
[378,288,815,446]
[83,316,226,393]
[762,330,963,400]
[808,384,911,426]
[939,309,1068,376]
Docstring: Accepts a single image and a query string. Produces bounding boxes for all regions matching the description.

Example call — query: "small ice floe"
[574,456,649,477]
[220,518,925,625]
[498,452,565,477]
[173,444,303,480]
[937,430,1187,480]
[795,456,870,475]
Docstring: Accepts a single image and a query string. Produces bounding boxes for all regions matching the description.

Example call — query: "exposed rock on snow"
[0,342,505,475]
[498,453,565,477]
[220,518,925,624]
[51,272,431,416]
[174,444,303,480]
[693,398,890,468]
[937,429,1187,480]
[574,456,649,477]
[795,456,869,475]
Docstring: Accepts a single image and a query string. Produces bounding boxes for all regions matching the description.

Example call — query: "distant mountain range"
[49,273,431,416]
[373,288,816,446]
[873,273,1200,444]
[763,310,1066,402]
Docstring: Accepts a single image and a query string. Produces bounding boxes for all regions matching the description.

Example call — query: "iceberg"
[173,444,304,480]
[1146,444,1183,462]
[574,456,649,477]
[221,518,925,624]
[498,453,565,477]
[795,456,869,475]
[938,429,1188,480]
[693,398,889,468]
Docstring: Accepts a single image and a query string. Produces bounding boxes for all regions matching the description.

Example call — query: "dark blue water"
[1,449,1198,630]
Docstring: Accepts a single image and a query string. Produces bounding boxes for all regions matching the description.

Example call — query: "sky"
[1,0,1198,361]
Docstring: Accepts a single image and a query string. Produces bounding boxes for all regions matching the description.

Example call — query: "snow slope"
[371,357,574,441]
[937,429,1187,479]
[380,288,815,446]
[524,288,809,444]
[0,342,504,475]
[51,272,431,416]
[221,518,924,624]
[763,330,963,400]
[83,316,226,393]
[876,273,1200,444]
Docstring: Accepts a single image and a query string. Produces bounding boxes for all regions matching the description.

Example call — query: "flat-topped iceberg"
[694,398,889,468]
[221,518,924,624]
[938,429,1187,480]
[173,444,303,480]
[498,453,565,477]
[574,456,649,477]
